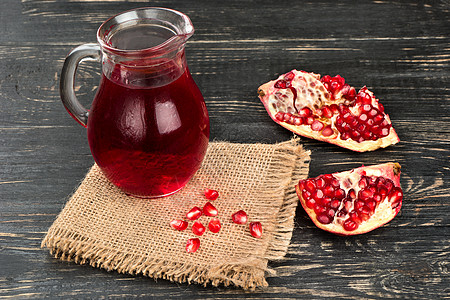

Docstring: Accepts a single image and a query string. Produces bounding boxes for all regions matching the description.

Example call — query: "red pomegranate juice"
[87,69,210,197]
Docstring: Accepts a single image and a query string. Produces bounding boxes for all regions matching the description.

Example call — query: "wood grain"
[1,0,449,298]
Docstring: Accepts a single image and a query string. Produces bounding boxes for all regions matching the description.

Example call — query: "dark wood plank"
[1,0,449,298]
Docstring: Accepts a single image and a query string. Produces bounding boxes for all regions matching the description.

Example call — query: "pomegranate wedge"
[258,70,400,152]
[296,163,403,235]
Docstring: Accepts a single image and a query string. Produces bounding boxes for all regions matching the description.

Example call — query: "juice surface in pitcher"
[87,68,210,198]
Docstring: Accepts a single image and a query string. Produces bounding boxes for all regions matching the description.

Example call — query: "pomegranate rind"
[296,163,402,236]
[258,70,400,152]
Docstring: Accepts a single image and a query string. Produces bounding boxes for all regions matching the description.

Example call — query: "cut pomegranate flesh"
[296,162,403,235]
[192,221,206,236]
[203,202,218,217]
[258,70,400,152]
[249,222,263,238]
[232,210,248,224]
[186,206,202,220]
[186,238,200,253]
[169,219,188,231]
[208,218,221,233]
[204,188,219,200]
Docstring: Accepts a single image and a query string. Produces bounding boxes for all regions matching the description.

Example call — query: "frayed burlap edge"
[41,138,310,290]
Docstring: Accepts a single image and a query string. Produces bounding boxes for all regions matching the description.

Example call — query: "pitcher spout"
[97,7,194,56]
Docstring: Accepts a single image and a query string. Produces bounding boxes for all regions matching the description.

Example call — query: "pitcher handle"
[60,43,101,127]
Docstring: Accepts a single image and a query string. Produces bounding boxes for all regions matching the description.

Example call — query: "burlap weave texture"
[42,139,310,290]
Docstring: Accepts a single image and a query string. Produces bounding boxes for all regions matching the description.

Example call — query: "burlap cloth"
[41,139,310,290]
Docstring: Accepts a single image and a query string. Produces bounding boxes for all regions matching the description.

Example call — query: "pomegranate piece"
[186,238,200,253]
[296,162,403,235]
[204,188,219,200]
[232,210,248,224]
[249,222,263,238]
[169,219,188,231]
[208,218,221,233]
[186,206,202,220]
[257,70,400,152]
[203,202,218,217]
[192,221,206,236]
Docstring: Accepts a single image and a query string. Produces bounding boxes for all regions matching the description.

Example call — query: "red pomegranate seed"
[315,177,326,188]
[186,238,200,253]
[367,200,377,212]
[203,202,218,217]
[341,84,350,95]
[298,179,306,190]
[343,219,359,231]
[330,81,341,93]
[321,75,332,83]
[285,71,295,80]
[204,188,219,200]
[334,188,345,200]
[192,221,206,236]
[321,125,334,137]
[358,188,374,201]
[355,200,364,210]
[169,220,188,231]
[330,199,340,209]
[344,199,353,212]
[359,113,368,122]
[323,184,334,197]
[340,132,351,140]
[305,179,316,193]
[321,106,333,118]
[321,197,332,207]
[299,107,312,117]
[311,120,324,131]
[288,115,296,124]
[346,87,356,100]
[359,176,369,188]
[316,213,332,224]
[305,198,316,209]
[389,187,403,203]
[249,222,263,238]
[334,75,345,85]
[306,116,315,125]
[208,218,221,233]
[349,211,362,224]
[379,127,390,137]
[186,207,202,220]
[232,210,248,224]
[283,113,291,122]
[312,189,324,201]
[348,189,357,199]
[274,79,287,89]
[326,208,336,218]
[314,204,327,214]
[302,189,312,201]
[294,117,304,125]
[275,112,284,121]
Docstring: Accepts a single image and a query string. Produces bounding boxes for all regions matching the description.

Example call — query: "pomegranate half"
[258,70,400,152]
[296,163,403,235]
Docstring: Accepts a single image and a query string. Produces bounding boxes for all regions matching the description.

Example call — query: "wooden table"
[1,0,448,298]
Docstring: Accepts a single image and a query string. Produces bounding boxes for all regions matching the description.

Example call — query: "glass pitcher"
[60,8,210,198]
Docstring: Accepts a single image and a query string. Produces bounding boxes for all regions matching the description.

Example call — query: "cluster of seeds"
[273,73,392,143]
[298,173,403,232]
[335,89,391,142]
[170,189,263,253]
[320,74,356,101]
[274,107,334,137]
